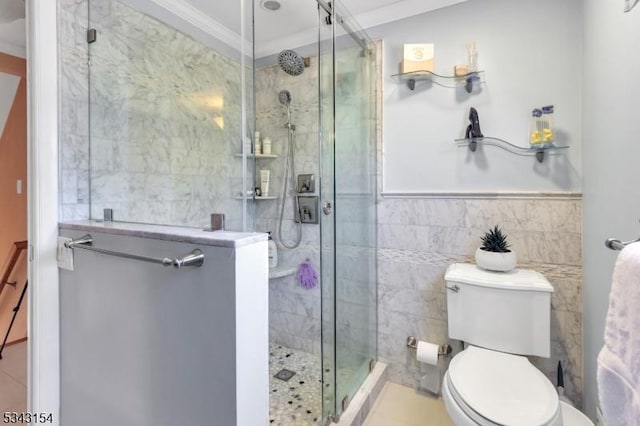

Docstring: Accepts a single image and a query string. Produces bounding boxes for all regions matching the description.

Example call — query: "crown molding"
[146,0,469,58]
[354,0,468,31]
[255,0,469,58]
[149,0,242,52]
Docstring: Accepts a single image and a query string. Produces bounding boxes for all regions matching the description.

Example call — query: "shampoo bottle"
[268,232,278,268]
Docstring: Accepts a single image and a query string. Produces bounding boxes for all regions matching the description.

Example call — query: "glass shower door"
[318,2,337,420]
[319,0,377,420]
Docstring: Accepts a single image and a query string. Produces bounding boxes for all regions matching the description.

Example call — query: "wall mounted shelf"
[234,153,278,159]
[455,137,569,163]
[391,70,485,93]
[269,265,297,280]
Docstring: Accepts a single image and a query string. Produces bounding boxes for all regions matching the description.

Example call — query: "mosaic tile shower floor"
[269,343,322,426]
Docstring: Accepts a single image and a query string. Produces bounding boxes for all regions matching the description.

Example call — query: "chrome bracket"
[341,395,350,412]
[87,28,97,44]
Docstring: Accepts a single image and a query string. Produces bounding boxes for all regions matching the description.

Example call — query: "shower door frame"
[317,0,378,422]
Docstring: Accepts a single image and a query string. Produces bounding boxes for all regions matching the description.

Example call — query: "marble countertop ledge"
[59,220,267,248]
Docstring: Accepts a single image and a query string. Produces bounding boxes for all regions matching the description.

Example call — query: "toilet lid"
[448,346,559,426]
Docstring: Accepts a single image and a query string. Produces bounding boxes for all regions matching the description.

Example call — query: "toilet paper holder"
[406,336,452,356]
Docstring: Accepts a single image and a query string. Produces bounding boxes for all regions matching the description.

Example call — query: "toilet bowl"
[442,264,595,426]
[442,345,562,426]
[559,402,595,426]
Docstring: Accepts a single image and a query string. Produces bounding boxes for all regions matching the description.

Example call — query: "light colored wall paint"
[581,1,640,420]
[367,0,582,193]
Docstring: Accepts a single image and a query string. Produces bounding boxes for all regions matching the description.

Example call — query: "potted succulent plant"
[475,225,517,272]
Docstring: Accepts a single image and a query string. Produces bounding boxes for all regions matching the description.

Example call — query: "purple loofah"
[297,259,318,289]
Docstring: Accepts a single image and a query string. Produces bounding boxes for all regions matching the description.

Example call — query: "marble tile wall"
[375,197,584,405]
[59,0,90,221]
[255,59,322,355]
[59,0,246,229]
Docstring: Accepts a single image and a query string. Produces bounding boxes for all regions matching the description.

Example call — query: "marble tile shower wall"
[59,0,90,221]
[255,61,322,355]
[376,197,583,404]
[60,0,245,229]
[257,53,377,361]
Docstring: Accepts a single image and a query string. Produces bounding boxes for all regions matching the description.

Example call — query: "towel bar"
[64,234,205,268]
[605,236,640,251]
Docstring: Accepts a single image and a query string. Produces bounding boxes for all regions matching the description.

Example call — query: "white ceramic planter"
[475,248,517,272]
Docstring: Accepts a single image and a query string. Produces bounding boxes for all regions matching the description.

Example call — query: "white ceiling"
[182,0,467,57]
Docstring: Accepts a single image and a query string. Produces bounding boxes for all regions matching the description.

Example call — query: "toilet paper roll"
[416,341,439,366]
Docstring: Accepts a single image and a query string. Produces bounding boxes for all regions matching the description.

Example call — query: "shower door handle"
[322,201,332,216]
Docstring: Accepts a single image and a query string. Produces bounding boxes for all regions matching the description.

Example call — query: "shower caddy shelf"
[455,136,569,163]
[391,70,485,93]
[235,154,278,200]
[268,265,297,280]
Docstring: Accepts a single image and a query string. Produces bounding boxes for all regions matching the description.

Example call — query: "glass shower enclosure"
[318,0,377,420]
[84,0,377,422]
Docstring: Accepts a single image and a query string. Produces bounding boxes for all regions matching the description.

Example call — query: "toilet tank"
[444,263,554,357]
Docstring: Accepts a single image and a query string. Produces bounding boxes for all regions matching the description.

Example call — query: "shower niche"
[295,174,318,224]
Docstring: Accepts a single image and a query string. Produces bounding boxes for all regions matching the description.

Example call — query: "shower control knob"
[322,201,333,216]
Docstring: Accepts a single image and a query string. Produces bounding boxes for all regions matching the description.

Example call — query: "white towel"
[598,242,640,426]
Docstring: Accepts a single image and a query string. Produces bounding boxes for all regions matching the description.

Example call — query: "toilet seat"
[446,346,561,426]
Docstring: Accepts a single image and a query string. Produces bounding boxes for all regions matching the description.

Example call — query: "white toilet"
[442,263,592,426]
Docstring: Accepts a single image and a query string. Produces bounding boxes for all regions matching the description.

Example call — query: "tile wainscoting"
[375,196,583,405]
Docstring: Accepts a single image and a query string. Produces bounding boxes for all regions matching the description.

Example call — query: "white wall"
[0,19,26,58]
[0,73,19,136]
[582,1,640,420]
[368,0,582,194]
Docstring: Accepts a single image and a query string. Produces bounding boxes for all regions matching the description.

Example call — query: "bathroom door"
[318,0,377,420]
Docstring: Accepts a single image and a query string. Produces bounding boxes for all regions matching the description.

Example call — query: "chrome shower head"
[278,49,305,76]
[278,90,291,106]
